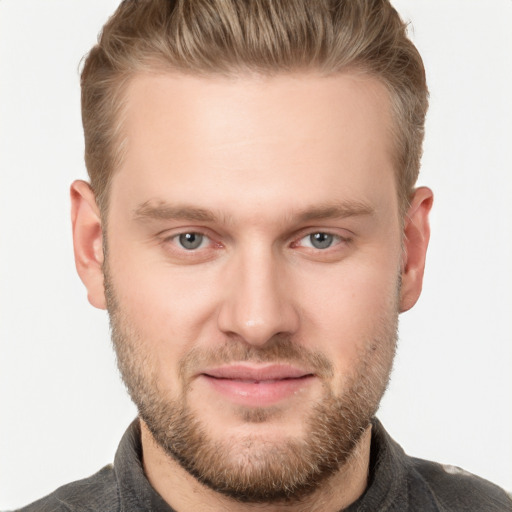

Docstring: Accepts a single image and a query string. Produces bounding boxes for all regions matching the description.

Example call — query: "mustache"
[179,334,334,381]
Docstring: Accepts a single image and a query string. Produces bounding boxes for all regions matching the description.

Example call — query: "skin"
[71,72,432,511]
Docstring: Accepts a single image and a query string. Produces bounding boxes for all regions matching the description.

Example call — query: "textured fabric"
[16,418,512,511]
[17,420,173,512]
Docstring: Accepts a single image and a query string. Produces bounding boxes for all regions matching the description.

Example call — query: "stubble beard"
[104,267,398,504]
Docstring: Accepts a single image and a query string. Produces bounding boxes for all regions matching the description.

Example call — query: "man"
[16,0,512,510]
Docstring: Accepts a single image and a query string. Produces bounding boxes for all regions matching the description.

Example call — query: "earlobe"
[70,180,107,310]
[400,186,434,313]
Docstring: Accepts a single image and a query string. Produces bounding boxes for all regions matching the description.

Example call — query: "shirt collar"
[114,419,176,512]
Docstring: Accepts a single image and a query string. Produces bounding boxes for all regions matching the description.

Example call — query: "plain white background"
[1,0,511,508]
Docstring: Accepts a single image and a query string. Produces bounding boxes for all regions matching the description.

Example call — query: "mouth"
[198,364,316,407]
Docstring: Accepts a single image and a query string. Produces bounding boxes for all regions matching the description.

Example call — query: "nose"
[217,245,299,346]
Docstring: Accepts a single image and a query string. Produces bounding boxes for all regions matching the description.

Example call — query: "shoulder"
[408,456,512,511]
[15,464,119,512]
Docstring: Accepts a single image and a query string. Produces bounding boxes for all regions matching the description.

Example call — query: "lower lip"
[200,374,315,407]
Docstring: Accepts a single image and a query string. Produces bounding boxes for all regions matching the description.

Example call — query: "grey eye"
[178,233,204,250]
[309,232,334,249]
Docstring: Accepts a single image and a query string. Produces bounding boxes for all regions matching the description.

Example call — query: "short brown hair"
[81,0,428,215]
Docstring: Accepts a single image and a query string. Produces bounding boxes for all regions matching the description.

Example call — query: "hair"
[81,0,428,216]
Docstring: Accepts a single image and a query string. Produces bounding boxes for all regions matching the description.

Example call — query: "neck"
[140,420,372,512]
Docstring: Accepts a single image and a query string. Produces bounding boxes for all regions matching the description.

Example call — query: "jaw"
[140,415,373,512]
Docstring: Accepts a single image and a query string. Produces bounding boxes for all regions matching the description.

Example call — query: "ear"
[400,186,433,313]
[70,180,107,310]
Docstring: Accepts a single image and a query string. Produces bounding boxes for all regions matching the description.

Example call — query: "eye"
[296,232,346,250]
[176,232,208,250]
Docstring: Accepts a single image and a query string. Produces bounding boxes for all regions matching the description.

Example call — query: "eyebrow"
[134,201,218,223]
[295,201,375,222]
[133,199,374,224]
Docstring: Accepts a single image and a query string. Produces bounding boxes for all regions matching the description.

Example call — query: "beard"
[104,266,398,504]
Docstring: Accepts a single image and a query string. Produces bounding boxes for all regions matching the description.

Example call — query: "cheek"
[106,238,223,360]
[295,256,400,372]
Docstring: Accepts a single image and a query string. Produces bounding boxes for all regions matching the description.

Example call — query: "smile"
[199,364,316,407]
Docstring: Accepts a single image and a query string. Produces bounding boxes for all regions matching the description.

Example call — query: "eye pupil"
[179,233,203,250]
[310,232,333,249]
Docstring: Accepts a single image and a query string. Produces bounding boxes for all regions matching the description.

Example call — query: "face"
[74,71,430,503]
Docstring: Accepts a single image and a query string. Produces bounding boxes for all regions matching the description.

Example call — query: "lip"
[203,363,312,381]
[198,364,316,407]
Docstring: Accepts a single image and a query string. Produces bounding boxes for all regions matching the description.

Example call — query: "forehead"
[111,71,397,223]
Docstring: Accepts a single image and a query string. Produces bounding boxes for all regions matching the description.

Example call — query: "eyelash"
[293,232,350,251]
[162,229,351,254]
[162,231,220,256]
